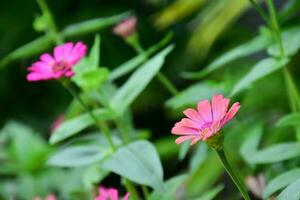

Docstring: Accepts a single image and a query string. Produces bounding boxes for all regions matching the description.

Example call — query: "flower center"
[52,61,68,72]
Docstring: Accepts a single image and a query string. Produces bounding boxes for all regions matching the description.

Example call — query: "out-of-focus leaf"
[83,165,108,189]
[165,81,224,110]
[240,124,263,164]
[153,0,206,29]
[110,45,174,115]
[189,143,208,172]
[109,33,173,81]
[247,143,300,164]
[178,141,190,160]
[277,178,300,200]
[279,0,300,21]
[231,57,289,96]
[276,113,300,127]
[50,109,115,144]
[148,175,187,200]
[89,34,100,66]
[186,152,223,197]
[183,33,271,79]
[268,26,300,57]
[155,137,179,160]
[263,168,300,199]
[193,185,223,200]
[102,140,164,191]
[61,12,130,38]
[0,36,52,69]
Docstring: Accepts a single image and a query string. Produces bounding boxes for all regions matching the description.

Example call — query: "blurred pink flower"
[50,115,64,132]
[113,16,137,37]
[27,42,87,81]
[171,94,240,145]
[95,186,130,200]
[33,194,57,200]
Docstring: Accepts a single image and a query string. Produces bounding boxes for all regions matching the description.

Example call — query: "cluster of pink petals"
[113,16,137,37]
[95,187,130,200]
[33,194,56,200]
[171,94,240,145]
[27,42,87,81]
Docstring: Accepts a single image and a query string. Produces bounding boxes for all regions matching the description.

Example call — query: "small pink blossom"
[171,94,240,145]
[95,186,130,200]
[113,16,137,37]
[27,42,87,81]
[33,194,57,200]
[50,115,64,132]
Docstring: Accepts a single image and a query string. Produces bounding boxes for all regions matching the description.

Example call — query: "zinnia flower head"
[171,94,240,145]
[95,186,130,200]
[27,42,87,81]
[33,194,57,200]
[113,16,137,38]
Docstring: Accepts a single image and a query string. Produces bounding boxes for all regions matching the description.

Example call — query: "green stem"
[62,81,116,150]
[36,0,63,45]
[216,149,251,200]
[123,178,140,200]
[141,185,150,199]
[156,72,179,96]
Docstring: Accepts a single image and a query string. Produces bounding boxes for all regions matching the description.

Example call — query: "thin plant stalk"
[216,149,251,200]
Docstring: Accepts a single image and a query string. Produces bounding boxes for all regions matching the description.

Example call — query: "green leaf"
[231,57,289,96]
[110,45,174,115]
[263,168,300,199]
[165,82,224,110]
[109,32,173,81]
[89,35,101,66]
[194,185,224,200]
[247,143,300,164]
[183,33,271,79]
[102,140,164,191]
[268,26,300,57]
[148,175,187,200]
[50,109,114,144]
[178,141,190,160]
[189,144,208,172]
[61,12,130,38]
[277,178,300,200]
[276,113,300,127]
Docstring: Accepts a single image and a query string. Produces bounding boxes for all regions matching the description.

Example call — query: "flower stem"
[62,81,116,150]
[216,149,251,200]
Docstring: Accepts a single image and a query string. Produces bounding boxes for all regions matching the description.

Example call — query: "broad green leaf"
[247,143,300,164]
[83,165,108,189]
[240,124,263,164]
[231,57,289,96]
[109,32,173,81]
[263,168,300,199]
[189,143,208,172]
[102,140,164,191]
[48,145,111,167]
[277,178,300,200]
[194,185,224,200]
[0,36,52,69]
[89,35,101,66]
[179,141,190,160]
[165,81,224,110]
[50,109,115,144]
[268,26,300,57]
[276,113,300,127]
[110,45,174,115]
[148,175,187,200]
[61,12,130,38]
[183,34,271,79]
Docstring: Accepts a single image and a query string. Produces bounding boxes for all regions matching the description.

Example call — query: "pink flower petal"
[40,53,55,65]
[171,123,198,135]
[175,135,196,144]
[222,102,240,126]
[180,118,203,129]
[62,42,73,58]
[212,94,224,121]
[197,100,212,122]
[123,193,130,200]
[54,44,64,61]
[183,108,205,125]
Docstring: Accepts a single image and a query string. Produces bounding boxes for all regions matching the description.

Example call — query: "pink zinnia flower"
[113,16,137,37]
[33,194,57,200]
[27,42,87,81]
[171,94,240,145]
[95,186,130,200]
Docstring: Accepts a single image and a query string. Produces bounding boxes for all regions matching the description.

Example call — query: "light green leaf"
[61,12,130,38]
[194,185,224,200]
[109,32,172,81]
[277,178,300,200]
[165,82,224,110]
[183,34,271,79]
[148,175,187,200]
[110,45,174,115]
[276,113,300,127]
[231,57,289,96]
[268,26,300,57]
[102,140,164,191]
[179,141,190,160]
[189,143,208,172]
[50,109,114,144]
[263,168,300,199]
[89,35,101,66]
[247,143,300,164]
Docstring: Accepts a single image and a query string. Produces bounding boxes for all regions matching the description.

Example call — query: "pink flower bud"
[113,16,137,38]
